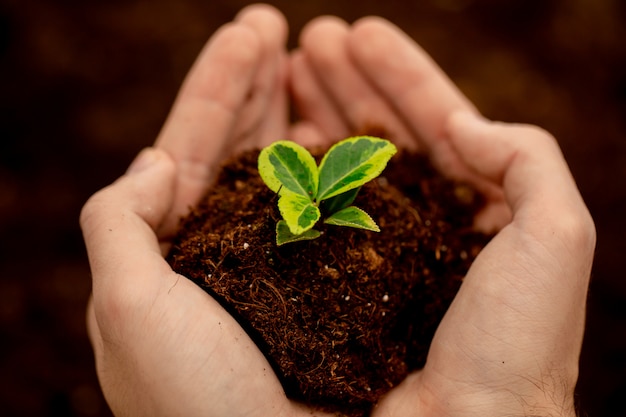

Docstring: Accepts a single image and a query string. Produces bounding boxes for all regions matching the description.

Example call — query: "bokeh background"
[1,0,624,416]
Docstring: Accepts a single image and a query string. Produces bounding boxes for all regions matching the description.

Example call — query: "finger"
[257,52,289,145]
[347,17,478,167]
[234,4,289,149]
[447,111,595,240]
[289,49,349,142]
[300,17,415,147]
[288,120,328,148]
[235,51,289,149]
[80,148,178,331]
[155,23,262,223]
[80,148,182,353]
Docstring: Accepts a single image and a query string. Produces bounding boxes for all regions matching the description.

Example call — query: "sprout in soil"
[258,136,397,246]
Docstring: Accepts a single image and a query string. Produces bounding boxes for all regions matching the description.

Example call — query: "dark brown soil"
[167,147,492,416]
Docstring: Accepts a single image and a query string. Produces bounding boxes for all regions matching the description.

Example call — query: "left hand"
[81,5,334,416]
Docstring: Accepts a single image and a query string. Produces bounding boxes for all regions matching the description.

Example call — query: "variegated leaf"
[277,192,321,235]
[258,140,318,198]
[324,206,380,232]
[276,221,320,246]
[317,136,396,201]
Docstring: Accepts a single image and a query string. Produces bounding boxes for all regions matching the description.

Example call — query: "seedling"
[258,136,397,245]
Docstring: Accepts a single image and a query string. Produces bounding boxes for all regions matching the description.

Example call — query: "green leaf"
[276,221,321,246]
[277,192,321,235]
[258,140,318,198]
[324,206,380,232]
[320,187,361,215]
[317,136,396,201]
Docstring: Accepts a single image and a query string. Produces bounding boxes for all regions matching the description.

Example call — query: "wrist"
[414,378,578,417]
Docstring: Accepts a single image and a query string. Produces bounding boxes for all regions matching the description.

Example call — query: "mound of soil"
[167,147,492,416]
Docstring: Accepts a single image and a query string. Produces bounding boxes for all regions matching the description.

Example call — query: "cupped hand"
[292,16,596,417]
[81,5,333,417]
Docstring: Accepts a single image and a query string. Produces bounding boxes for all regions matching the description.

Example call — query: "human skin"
[80,4,595,417]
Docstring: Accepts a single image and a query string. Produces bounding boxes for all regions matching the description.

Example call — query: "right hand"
[290,15,596,417]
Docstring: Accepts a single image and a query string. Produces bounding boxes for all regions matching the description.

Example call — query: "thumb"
[81,146,176,231]
[80,147,177,332]
[427,112,595,401]
[446,111,590,232]
[81,149,310,417]
[445,111,594,332]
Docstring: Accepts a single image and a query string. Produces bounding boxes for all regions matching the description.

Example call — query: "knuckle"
[93,287,143,343]
[79,187,113,233]
[565,208,596,252]
[515,123,559,150]
[545,205,596,258]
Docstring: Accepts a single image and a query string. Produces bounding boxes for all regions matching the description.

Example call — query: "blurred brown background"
[0,0,624,416]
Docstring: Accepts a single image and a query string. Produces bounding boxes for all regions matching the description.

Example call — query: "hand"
[81,5,333,417]
[292,16,596,416]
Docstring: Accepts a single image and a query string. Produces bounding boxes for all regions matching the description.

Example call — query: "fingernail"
[126,147,158,175]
